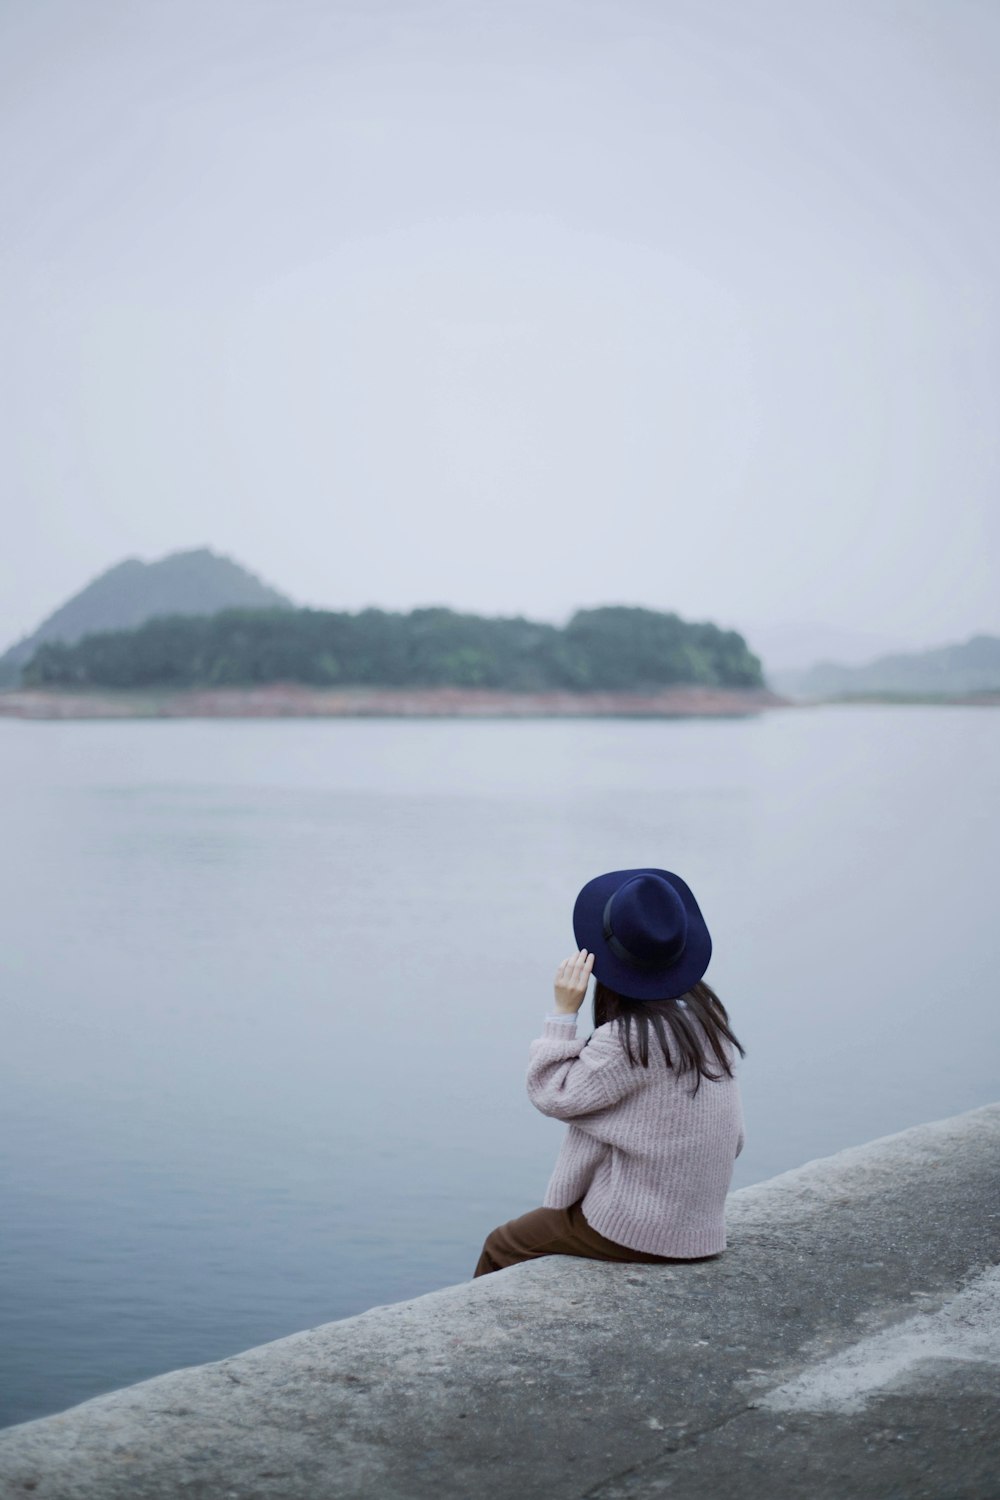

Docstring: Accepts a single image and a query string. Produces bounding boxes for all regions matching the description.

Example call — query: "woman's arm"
[526,1015,644,1121]
[526,946,643,1121]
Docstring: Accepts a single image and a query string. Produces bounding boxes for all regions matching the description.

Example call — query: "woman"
[474,867,745,1277]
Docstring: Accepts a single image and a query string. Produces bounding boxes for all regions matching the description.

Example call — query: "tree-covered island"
[21,604,765,692]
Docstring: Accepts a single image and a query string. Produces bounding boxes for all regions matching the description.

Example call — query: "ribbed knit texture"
[527,1012,745,1257]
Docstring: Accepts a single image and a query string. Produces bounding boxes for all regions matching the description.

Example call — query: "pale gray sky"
[2,0,998,666]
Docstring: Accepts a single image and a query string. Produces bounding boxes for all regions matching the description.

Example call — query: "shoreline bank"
[0,683,788,720]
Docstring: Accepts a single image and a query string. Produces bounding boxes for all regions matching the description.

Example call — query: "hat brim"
[572,867,712,1001]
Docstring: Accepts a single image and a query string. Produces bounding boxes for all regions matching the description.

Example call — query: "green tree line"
[21,605,765,692]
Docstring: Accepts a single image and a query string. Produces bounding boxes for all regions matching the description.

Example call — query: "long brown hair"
[591,978,744,1092]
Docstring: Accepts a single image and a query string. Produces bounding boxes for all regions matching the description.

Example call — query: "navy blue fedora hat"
[572,868,712,1001]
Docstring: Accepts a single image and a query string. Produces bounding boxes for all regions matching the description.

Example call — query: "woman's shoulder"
[584,1019,634,1063]
[588,1019,661,1066]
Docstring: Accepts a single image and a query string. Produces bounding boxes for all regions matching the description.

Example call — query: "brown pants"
[473,1197,709,1277]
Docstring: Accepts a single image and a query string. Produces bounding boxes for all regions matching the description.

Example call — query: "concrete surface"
[0,1103,997,1500]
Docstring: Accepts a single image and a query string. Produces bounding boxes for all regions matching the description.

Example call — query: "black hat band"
[602,891,687,972]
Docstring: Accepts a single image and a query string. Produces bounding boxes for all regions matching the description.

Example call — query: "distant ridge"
[0,549,295,686]
[744,621,909,677]
[773,633,1000,699]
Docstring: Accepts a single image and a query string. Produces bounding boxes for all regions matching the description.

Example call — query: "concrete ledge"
[1,1104,998,1499]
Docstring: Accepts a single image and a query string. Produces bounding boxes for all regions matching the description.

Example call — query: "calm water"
[1,706,998,1428]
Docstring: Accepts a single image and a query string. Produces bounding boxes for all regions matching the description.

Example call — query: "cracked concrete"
[0,1102,996,1500]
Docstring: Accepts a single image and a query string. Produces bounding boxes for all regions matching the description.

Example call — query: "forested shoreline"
[21,604,765,692]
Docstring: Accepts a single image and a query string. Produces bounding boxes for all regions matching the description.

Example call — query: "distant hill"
[0,549,294,686]
[19,603,766,694]
[774,633,1000,699]
[744,621,910,678]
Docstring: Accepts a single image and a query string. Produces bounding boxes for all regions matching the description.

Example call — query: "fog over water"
[1,707,997,1427]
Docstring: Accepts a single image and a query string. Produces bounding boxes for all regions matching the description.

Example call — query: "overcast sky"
[1,0,997,667]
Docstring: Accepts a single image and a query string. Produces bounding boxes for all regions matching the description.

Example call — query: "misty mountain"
[0,549,294,686]
[772,634,1000,699]
[745,621,911,677]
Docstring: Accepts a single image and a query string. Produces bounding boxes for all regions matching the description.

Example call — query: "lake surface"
[1,706,998,1429]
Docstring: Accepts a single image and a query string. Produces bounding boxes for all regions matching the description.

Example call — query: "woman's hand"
[553,948,595,1014]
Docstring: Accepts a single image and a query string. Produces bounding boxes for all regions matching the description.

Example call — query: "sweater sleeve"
[526,1017,644,1121]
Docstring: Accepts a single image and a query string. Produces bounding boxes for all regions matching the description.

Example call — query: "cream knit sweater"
[527,1010,745,1258]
